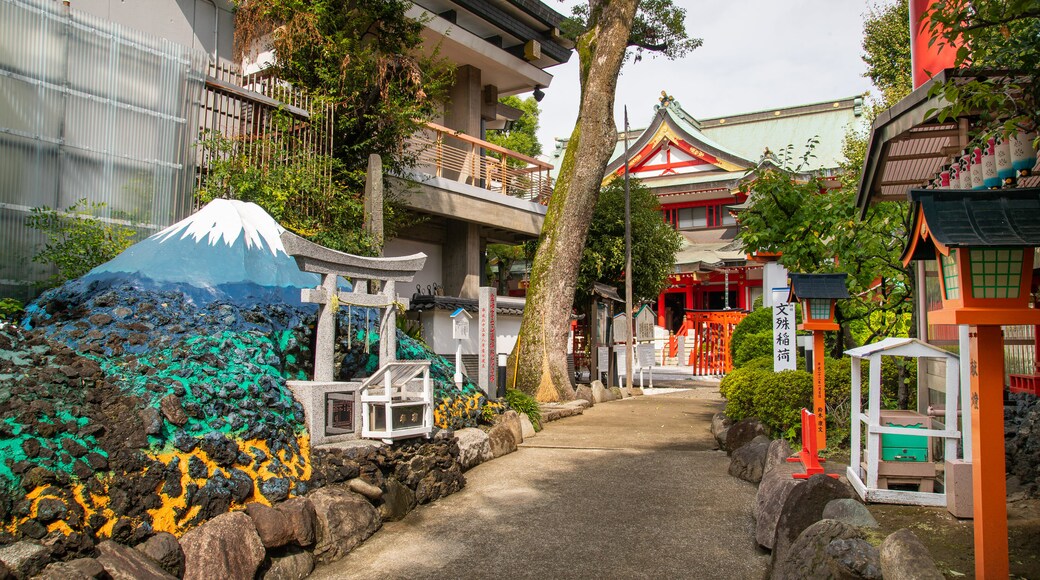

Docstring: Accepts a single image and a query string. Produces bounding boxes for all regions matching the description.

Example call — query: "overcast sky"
[533,0,883,152]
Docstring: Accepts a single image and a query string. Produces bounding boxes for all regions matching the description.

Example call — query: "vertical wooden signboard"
[478,287,497,399]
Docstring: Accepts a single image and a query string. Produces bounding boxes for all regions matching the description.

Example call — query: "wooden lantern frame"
[902,188,1040,326]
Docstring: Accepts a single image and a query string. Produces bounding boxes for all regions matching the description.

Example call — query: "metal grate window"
[940,249,960,300]
[969,248,1023,299]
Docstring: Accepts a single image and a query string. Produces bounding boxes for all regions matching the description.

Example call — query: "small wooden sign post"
[450,307,472,387]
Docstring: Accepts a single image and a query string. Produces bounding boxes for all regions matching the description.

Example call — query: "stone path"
[309,386,769,579]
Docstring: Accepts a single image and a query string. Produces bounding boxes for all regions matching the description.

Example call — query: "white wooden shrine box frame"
[359,360,434,443]
[845,337,962,506]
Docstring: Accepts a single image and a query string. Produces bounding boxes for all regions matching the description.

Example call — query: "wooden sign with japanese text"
[773,298,796,372]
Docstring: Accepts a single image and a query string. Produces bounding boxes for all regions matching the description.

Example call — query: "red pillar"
[969,325,1009,579]
[657,290,666,327]
[685,284,694,311]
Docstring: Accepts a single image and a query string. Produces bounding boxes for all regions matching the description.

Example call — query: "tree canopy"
[925,0,1040,137]
[485,96,542,159]
[234,0,454,182]
[578,179,682,304]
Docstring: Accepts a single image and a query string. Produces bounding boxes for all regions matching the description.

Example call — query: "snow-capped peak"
[155,199,286,255]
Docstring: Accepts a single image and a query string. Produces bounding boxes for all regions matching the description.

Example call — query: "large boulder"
[307,486,381,564]
[0,541,50,579]
[764,439,793,474]
[246,502,294,549]
[180,511,266,580]
[274,497,318,547]
[34,558,106,579]
[134,532,185,578]
[259,545,314,580]
[725,418,769,454]
[575,385,594,406]
[710,413,732,448]
[755,461,803,549]
[378,476,417,522]
[487,421,518,458]
[496,411,524,445]
[455,428,493,470]
[879,529,945,580]
[729,435,772,483]
[822,499,878,529]
[96,540,177,580]
[772,519,879,580]
[771,475,856,568]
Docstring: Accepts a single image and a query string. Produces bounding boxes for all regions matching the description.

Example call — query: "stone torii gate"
[281,231,426,445]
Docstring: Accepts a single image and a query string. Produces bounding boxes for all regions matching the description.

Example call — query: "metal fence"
[0,0,208,301]
[195,61,335,206]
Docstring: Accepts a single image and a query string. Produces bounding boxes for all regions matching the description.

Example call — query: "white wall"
[420,308,521,357]
[385,238,443,296]
[71,0,235,62]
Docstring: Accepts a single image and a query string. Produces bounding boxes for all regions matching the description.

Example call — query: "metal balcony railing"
[406,122,554,204]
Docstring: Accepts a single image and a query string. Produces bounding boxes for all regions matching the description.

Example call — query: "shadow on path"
[310,390,769,580]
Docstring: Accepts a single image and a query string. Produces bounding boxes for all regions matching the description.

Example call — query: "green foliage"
[25,199,137,286]
[577,179,683,303]
[0,298,24,322]
[563,0,703,62]
[234,0,454,184]
[196,131,378,255]
[753,370,814,437]
[730,306,772,363]
[862,0,912,108]
[737,142,915,355]
[741,356,776,372]
[719,366,769,421]
[504,388,541,431]
[734,331,774,369]
[925,1,1040,139]
[485,96,542,161]
[485,243,531,295]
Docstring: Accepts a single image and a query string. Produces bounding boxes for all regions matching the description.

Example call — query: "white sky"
[533,0,882,151]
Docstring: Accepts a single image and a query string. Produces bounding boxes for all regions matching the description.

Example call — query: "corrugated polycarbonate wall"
[0,0,207,300]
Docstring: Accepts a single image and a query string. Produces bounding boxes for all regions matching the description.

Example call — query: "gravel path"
[309,388,768,580]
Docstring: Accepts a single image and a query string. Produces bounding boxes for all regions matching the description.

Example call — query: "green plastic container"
[881,423,927,462]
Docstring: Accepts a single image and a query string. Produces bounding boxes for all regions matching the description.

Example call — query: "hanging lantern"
[982,138,1001,189]
[902,188,1040,325]
[996,135,1015,187]
[1010,131,1037,179]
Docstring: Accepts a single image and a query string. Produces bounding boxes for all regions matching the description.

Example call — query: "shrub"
[720,366,770,421]
[504,388,541,431]
[733,330,774,368]
[0,298,24,322]
[26,199,137,286]
[730,306,771,363]
[741,356,775,372]
[753,370,813,438]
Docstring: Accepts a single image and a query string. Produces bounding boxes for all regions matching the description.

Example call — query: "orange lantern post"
[902,188,1040,579]
[788,273,850,451]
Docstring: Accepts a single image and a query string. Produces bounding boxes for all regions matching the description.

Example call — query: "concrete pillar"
[445,65,482,137]
[443,220,480,299]
[364,154,384,255]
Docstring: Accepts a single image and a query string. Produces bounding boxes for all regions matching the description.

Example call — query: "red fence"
[669,310,746,375]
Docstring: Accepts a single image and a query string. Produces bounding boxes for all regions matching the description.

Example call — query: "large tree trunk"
[506,0,638,401]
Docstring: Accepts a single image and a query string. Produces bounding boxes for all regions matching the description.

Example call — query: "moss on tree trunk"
[506,0,638,402]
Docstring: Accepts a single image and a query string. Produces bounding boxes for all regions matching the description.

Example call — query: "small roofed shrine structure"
[845,338,962,508]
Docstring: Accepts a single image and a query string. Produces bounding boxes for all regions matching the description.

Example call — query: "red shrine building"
[550,93,865,332]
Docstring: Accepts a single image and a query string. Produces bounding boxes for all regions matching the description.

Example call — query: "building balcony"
[405,121,553,205]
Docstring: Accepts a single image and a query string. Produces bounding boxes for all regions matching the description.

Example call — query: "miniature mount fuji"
[76,198,321,304]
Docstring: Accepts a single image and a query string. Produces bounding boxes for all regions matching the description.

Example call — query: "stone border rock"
[2,395,577,580]
[714,411,946,579]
